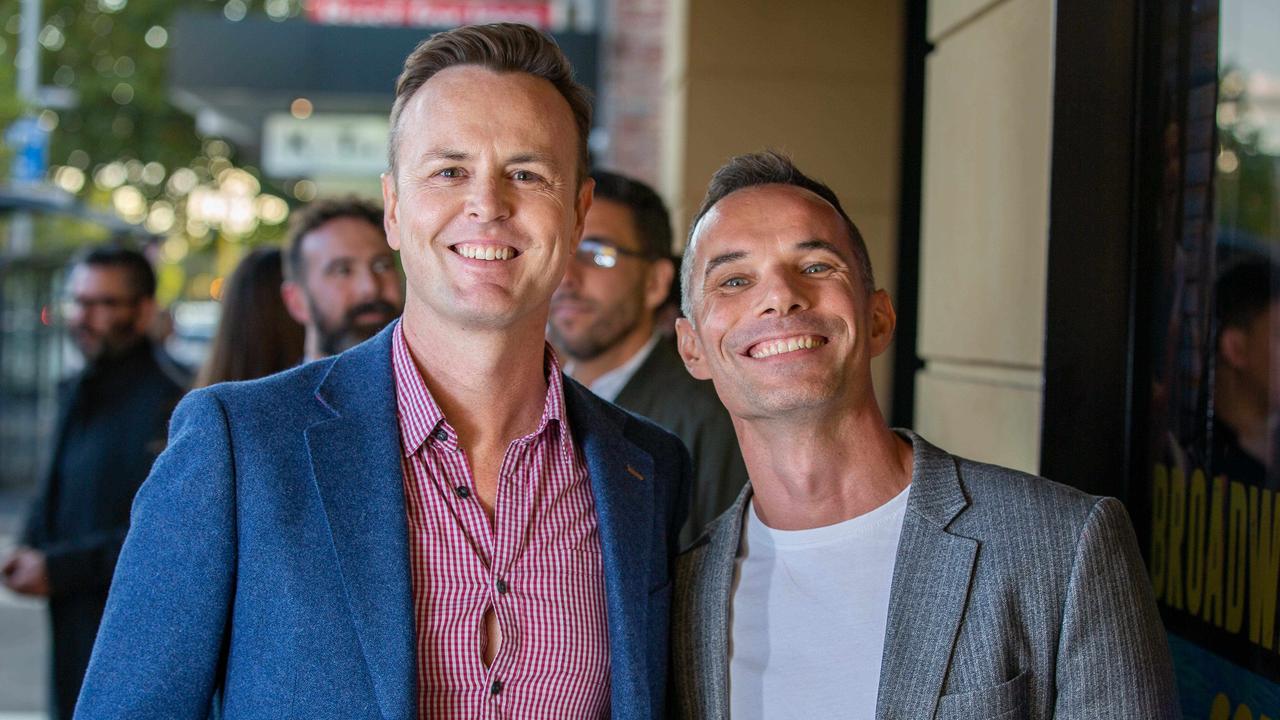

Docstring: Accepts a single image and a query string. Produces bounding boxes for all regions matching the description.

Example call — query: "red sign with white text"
[306,0,553,29]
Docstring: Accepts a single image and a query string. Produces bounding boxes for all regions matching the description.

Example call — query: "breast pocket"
[935,671,1029,720]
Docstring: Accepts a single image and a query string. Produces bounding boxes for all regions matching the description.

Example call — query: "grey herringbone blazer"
[671,431,1180,719]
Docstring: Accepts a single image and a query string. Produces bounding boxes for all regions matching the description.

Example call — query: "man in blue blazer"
[76,23,688,720]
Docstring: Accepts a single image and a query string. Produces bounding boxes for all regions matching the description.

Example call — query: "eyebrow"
[420,148,469,163]
[796,238,843,255]
[703,250,749,280]
[418,149,557,166]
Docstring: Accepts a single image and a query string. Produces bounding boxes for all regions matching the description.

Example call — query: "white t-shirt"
[728,485,910,720]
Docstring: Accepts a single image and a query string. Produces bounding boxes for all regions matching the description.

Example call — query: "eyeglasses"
[575,237,650,269]
[60,295,141,317]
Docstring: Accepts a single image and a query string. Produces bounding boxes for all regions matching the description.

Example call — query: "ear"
[381,172,401,251]
[644,257,676,313]
[134,297,158,335]
[573,177,595,247]
[868,289,897,358]
[1219,326,1248,370]
[675,317,712,380]
[280,281,312,325]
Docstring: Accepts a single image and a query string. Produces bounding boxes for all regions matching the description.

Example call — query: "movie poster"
[1143,0,1280,716]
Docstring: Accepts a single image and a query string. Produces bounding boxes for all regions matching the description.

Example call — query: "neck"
[401,302,551,448]
[303,329,323,363]
[739,400,912,530]
[92,335,148,369]
[570,317,655,387]
[1217,369,1270,463]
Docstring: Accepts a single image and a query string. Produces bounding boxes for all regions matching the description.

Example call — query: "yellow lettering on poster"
[1188,469,1208,613]
[1152,464,1168,598]
[1210,693,1231,720]
[1228,480,1249,633]
[1168,466,1187,610]
[1249,486,1280,649]
[1204,475,1227,627]
[1212,695,1277,720]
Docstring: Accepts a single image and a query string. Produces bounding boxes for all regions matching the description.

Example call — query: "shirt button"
[490,679,503,696]
[432,428,448,442]
[454,486,471,499]
[495,578,508,595]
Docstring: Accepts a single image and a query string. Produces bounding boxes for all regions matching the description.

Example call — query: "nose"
[353,265,380,301]
[755,268,810,318]
[465,174,511,223]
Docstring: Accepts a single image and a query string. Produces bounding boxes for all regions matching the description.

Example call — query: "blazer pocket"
[935,671,1030,720]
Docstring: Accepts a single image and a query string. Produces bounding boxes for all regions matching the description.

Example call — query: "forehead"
[301,217,389,261]
[397,65,579,170]
[69,264,132,295]
[691,184,850,265]
[584,198,639,245]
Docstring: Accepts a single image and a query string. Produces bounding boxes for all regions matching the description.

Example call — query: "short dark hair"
[590,169,673,259]
[72,244,157,298]
[389,23,592,179]
[1216,256,1279,331]
[681,151,875,318]
[284,197,385,282]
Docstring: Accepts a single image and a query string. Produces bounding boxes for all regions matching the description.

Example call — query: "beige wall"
[913,0,1054,473]
[661,0,905,406]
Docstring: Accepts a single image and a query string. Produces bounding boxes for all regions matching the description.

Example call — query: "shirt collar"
[392,320,572,457]
[579,332,662,403]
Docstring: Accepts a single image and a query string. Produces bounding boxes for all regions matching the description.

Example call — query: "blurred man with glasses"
[2,245,186,720]
[550,170,746,544]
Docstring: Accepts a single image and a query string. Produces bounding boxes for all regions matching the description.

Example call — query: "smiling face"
[381,65,592,334]
[675,184,895,421]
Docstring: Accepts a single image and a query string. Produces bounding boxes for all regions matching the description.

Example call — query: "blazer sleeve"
[1053,497,1182,717]
[75,389,237,720]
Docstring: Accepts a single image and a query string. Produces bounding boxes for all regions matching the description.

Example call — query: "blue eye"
[438,168,463,178]
[513,170,539,182]
[803,263,831,274]
[722,277,749,288]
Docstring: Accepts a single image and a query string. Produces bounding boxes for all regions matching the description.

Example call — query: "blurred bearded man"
[281,197,405,359]
[3,246,185,720]
[76,23,688,720]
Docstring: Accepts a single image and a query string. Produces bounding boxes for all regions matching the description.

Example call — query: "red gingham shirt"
[391,322,611,719]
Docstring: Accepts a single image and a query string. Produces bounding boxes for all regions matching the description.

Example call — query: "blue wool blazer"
[74,324,689,720]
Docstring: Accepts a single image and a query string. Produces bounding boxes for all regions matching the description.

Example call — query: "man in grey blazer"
[669,151,1180,719]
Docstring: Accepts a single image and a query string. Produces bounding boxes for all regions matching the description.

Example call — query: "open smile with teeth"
[748,335,828,359]
[453,243,518,261]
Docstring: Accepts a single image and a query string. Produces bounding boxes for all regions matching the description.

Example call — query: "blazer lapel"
[563,379,655,720]
[876,431,978,720]
[699,485,750,720]
[306,327,415,720]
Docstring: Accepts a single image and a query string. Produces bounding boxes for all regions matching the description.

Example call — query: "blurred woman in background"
[195,247,304,387]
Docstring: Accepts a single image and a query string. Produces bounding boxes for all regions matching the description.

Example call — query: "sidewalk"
[0,489,50,719]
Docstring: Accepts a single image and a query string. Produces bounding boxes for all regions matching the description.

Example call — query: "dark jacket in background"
[21,338,186,720]
[614,336,747,547]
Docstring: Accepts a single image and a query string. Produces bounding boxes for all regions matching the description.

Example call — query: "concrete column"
[913,0,1054,473]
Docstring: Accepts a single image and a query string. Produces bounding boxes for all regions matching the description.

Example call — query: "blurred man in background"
[1213,256,1279,486]
[281,197,405,360]
[550,170,746,545]
[1,246,186,720]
